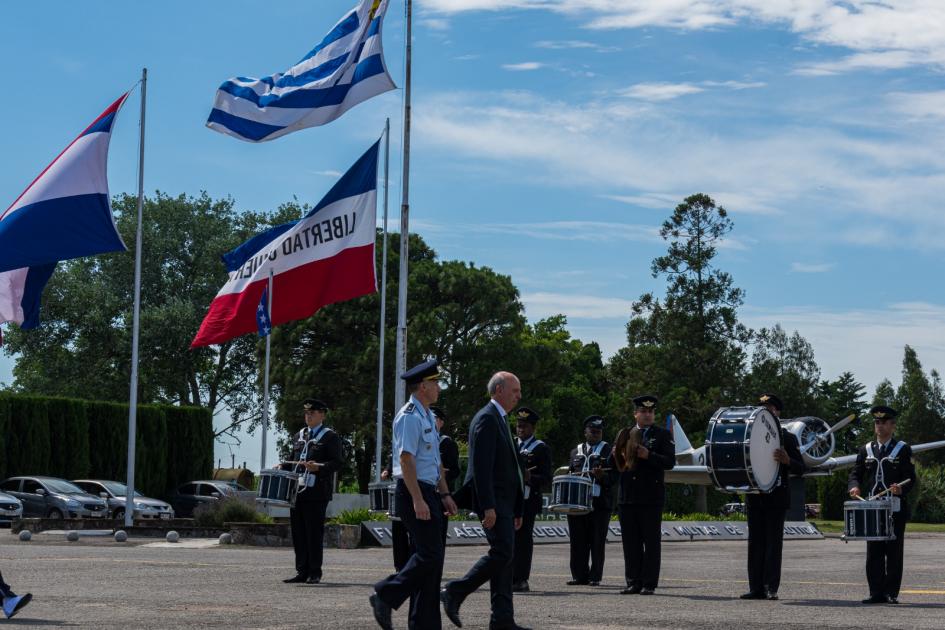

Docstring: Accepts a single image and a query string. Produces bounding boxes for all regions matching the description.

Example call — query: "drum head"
[747,408,781,492]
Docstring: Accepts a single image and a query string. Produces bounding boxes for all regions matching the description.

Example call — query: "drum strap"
[865,440,906,495]
[519,437,544,454]
[297,426,330,490]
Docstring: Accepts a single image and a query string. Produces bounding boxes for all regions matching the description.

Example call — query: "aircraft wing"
[665,466,714,485]
[808,439,945,475]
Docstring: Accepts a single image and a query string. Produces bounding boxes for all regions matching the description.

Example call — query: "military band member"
[434,406,461,545]
[566,415,615,587]
[283,398,344,585]
[512,407,553,593]
[741,393,806,601]
[614,395,675,595]
[848,405,916,605]
[371,360,458,630]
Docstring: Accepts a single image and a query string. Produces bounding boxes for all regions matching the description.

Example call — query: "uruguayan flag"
[207,0,396,142]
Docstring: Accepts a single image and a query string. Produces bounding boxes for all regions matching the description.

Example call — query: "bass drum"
[706,406,781,494]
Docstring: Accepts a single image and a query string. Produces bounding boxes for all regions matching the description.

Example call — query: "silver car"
[0,492,23,525]
[72,479,174,521]
[0,477,108,519]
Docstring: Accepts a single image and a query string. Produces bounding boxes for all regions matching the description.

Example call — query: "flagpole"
[393,0,412,413]
[374,119,391,482]
[260,268,273,471]
[124,67,147,529]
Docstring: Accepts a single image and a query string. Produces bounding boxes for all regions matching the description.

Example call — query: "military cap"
[430,405,447,422]
[400,359,440,385]
[583,415,605,430]
[633,395,658,410]
[758,393,784,412]
[514,407,540,425]
[302,398,329,412]
[870,405,898,421]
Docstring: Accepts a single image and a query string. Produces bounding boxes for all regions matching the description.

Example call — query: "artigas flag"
[0,93,129,331]
[206,0,395,142]
[191,141,379,347]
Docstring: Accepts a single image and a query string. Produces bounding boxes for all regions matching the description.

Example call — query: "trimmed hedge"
[0,394,211,500]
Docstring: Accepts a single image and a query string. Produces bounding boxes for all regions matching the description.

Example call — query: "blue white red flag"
[191,141,379,348]
[206,0,395,142]
[0,93,130,330]
[256,286,271,337]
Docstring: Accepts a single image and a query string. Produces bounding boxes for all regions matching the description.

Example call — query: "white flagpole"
[374,119,391,482]
[124,67,147,529]
[260,268,273,471]
[393,0,412,413]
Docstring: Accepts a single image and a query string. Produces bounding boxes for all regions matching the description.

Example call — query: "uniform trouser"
[444,513,516,626]
[746,501,787,594]
[0,571,11,598]
[866,513,907,598]
[512,497,540,583]
[375,481,446,630]
[568,507,611,582]
[290,499,328,579]
[391,518,412,572]
[619,504,662,589]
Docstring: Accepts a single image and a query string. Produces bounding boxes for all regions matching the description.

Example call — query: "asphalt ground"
[2,532,944,629]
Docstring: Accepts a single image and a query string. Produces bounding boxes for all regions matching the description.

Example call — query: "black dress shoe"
[369,592,393,630]
[588,581,600,587]
[862,595,886,604]
[283,574,307,584]
[511,580,530,592]
[640,588,655,595]
[886,595,899,604]
[740,591,766,600]
[566,579,589,586]
[620,585,642,595]
[441,588,463,628]
[305,576,321,585]
[766,590,779,600]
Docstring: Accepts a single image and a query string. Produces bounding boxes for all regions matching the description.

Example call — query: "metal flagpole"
[374,119,391,482]
[393,0,412,413]
[124,67,147,529]
[260,268,273,471]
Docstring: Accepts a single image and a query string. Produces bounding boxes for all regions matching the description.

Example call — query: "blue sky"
[2,1,944,470]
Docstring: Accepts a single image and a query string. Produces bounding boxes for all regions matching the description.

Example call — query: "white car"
[72,480,174,521]
[0,492,23,525]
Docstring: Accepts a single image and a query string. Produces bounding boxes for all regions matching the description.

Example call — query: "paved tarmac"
[2,532,944,629]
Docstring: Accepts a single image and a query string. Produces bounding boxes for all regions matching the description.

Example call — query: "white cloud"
[312,169,342,177]
[620,82,704,101]
[502,62,544,71]
[790,262,833,273]
[522,291,636,319]
[888,91,945,120]
[534,39,620,53]
[419,219,661,243]
[419,17,451,30]
[420,1,945,73]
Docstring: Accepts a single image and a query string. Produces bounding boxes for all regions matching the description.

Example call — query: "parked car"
[805,503,821,518]
[720,502,746,516]
[170,480,251,518]
[71,479,174,521]
[0,477,108,519]
[0,492,23,525]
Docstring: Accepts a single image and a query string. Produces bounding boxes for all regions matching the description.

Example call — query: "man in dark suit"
[512,407,553,593]
[442,371,529,630]
[740,393,806,601]
[614,395,675,595]
[848,405,916,605]
[566,415,615,587]
[283,398,344,585]
[434,405,461,544]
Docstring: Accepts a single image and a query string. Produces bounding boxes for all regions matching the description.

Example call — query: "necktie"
[502,415,524,491]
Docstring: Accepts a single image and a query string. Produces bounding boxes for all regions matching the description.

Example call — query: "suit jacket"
[440,435,462,492]
[569,441,616,512]
[746,430,806,511]
[612,425,675,507]
[519,438,553,509]
[455,402,524,518]
[848,437,916,518]
[289,426,344,503]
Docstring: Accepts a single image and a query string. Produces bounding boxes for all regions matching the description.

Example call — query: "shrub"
[193,498,271,527]
[329,507,372,525]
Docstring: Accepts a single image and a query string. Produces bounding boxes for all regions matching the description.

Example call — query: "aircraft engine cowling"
[781,416,835,467]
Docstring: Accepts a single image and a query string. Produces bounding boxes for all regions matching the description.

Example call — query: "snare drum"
[843,499,895,541]
[706,406,781,494]
[548,474,593,515]
[256,469,299,506]
[369,481,391,513]
[388,482,401,521]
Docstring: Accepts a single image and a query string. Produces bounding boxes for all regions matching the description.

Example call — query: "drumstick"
[868,479,912,501]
